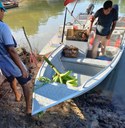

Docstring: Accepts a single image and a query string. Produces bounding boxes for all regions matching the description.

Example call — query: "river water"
[4,0,125,52]
[4,0,125,110]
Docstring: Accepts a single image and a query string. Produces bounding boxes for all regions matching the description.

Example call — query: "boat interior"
[32,18,125,115]
[41,28,124,85]
[38,15,125,87]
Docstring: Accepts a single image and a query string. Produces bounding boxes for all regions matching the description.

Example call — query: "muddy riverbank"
[0,48,125,128]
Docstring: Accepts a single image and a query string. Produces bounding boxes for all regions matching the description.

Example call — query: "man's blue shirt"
[0,21,22,77]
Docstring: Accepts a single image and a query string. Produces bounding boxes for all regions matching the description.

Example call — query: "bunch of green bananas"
[43,56,78,87]
[52,70,78,87]
[66,78,78,87]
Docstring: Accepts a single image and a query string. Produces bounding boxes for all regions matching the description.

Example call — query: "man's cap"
[0,2,6,12]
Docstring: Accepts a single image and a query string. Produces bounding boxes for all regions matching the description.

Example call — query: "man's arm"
[6,47,29,78]
[88,16,95,33]
[107,21,117,39]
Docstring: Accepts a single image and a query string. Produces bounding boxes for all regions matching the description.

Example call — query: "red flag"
[64,0,75,6]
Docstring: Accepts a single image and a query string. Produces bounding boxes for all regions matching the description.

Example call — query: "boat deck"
[32,72,92,115]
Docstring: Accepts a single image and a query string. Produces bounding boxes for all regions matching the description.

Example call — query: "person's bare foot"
[26,107,32,114]
[15,93,22,102]
[26,109,31,115]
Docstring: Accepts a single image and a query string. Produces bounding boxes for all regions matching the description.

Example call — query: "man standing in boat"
[89,0,118,58]
[0,2,32,114]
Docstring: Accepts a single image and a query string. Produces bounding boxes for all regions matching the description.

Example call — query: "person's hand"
[21,69,29,78]
[106,34,111,39]
[87,28,91,35]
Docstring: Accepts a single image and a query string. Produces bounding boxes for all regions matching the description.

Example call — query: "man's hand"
[107,21,117,39]
[21,69,29,78]
[106,33,111,39]
[88,16,95,33]
[7,47,29,78]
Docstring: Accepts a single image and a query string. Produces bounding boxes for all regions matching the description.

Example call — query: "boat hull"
[3,2,18,9]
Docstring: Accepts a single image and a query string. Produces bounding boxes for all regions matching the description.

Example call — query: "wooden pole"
[22,26,33,53]
[22,26,37,66]
[61,7,68,43]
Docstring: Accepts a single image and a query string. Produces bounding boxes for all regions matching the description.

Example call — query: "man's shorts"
[93,34,107,46]
[6,75,31,85]
[0,56,31,85]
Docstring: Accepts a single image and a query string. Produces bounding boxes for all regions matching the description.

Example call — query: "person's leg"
[21,80,32,114]
[1,59,32,114]
[91,35,100,58]
[2,74,21,102]
[16,76,32,114]
[101,36,107,55]
[10,78,22,102]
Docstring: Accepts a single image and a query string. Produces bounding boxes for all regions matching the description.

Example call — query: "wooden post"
[61,7,68,43]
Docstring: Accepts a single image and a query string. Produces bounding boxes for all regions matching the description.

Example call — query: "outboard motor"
[86,3,94,14]
[113,4,119,12]
[113,4,119,17]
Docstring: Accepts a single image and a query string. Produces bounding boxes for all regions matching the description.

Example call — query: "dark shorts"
[6,75,31,85]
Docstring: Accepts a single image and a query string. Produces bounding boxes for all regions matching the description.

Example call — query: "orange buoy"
[106,39,110,46]
[114,37,121,47]
[89,32,95,45]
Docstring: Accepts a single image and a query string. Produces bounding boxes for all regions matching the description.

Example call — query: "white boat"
[32,21,125,115]
[32,1,125,115]
[3,1,19,9]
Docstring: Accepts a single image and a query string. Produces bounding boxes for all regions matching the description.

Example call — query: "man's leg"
[91,35,100,58]
[101,37,107,55]
[21,80,32,114]
[10,78,22,102]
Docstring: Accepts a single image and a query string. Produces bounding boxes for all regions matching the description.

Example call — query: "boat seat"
[61,57,110,68]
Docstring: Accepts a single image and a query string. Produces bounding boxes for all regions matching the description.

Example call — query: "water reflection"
[4,0,65,51]
[4,0,64,35]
